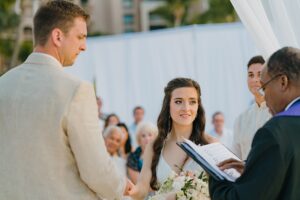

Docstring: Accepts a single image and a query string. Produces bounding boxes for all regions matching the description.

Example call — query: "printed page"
[184,139,241,182]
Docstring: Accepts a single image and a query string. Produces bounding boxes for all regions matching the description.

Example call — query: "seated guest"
[127,122,158,184]
[129,106,145,149]
[117,122,133,159]
[104,113,120,130]
[209,111,233,148]
[103,125,127,177]
[96,96,108,132]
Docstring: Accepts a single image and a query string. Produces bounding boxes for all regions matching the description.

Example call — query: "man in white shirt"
[231,56,271,160]
[129,106,145,149]
[209,111,233,148]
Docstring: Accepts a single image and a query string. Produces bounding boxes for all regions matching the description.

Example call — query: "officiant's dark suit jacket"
[209,114,300,200]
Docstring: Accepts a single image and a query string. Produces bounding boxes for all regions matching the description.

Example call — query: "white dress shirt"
[209,128,233,148]
[231,101,271,160]
[285,97,300,110]
[129,123,138,150]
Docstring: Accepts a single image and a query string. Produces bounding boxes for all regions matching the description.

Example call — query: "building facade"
[15,0,208,36]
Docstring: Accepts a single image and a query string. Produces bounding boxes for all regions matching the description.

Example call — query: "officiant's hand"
[217,158,245,174]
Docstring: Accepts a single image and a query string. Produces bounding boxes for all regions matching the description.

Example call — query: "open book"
[177,139,241,182]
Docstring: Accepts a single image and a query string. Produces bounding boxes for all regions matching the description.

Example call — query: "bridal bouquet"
[149,170,210,200]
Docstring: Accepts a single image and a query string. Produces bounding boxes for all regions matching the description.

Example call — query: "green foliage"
[18,40,33,62]
[0,0,16,10]
[151,0,238,27]
[88,31,108,37]
[80,0,89,5]
[0,38,14,58]
[151,6,174,27]
[0,0,19,74]
[190,0,237,24]
[0,38,14,75]
[0,11,19,29]
[0,0,19,30]
[151,0,196,27]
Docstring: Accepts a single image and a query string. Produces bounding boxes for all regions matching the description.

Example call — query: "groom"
[0,1,130,199]
[209,47,300,199]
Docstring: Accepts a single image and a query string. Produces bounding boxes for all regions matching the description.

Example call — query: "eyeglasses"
[258,74,284,96]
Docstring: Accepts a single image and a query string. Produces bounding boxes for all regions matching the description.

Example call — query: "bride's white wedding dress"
[156,153,205,184]
[151,152,210,200]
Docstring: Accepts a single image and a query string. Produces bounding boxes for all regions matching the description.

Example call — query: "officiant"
[209,47,300,199]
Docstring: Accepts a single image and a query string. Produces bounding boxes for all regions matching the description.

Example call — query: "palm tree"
[151,0,196,27]
[0,0,19,75]
[190,0,238,24]
[10,0,27,68]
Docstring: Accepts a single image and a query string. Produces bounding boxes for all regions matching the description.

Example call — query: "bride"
[129,77,216,199]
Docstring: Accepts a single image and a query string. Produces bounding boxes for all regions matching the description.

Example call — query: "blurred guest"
[104,113,120,130]
[209,111,233,147]
[96,96,108,120]
[117,122,133,159]
[231,56,271,160]
[129,106,145,149]
[96,96,108,132]
[127,122,158,184]
[103,125,127,177]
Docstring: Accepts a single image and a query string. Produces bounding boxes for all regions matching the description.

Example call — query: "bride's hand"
[128,184,144,200]
[124,179,134,196]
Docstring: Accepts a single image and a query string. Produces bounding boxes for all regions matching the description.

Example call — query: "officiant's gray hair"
[267,47,300,82]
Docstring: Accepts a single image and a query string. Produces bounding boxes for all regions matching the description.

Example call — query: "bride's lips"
[180,114,191,118]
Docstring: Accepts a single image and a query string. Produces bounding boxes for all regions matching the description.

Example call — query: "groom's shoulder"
[0,64,24,82]
[54,69,89,90]
[64,72,82,86]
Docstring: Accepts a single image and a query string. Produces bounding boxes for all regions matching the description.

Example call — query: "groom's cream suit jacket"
[0,53,125,199]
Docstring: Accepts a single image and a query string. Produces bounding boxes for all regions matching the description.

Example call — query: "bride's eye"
[189,100,197,105]
[175,100,182,104]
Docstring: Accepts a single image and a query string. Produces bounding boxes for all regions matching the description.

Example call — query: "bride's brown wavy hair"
[150,77,207,190]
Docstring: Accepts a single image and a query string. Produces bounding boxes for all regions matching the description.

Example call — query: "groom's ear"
[51,28,64,47]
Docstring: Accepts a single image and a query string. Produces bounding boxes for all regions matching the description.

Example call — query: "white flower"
[169,170,177,179]
[150,169,210,200]
[172,176,185,191]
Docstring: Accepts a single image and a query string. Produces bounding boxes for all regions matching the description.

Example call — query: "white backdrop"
[65,23,259,131]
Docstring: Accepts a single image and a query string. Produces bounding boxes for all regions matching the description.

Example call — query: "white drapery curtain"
[230,0,300,58]
[65,23,258,131]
